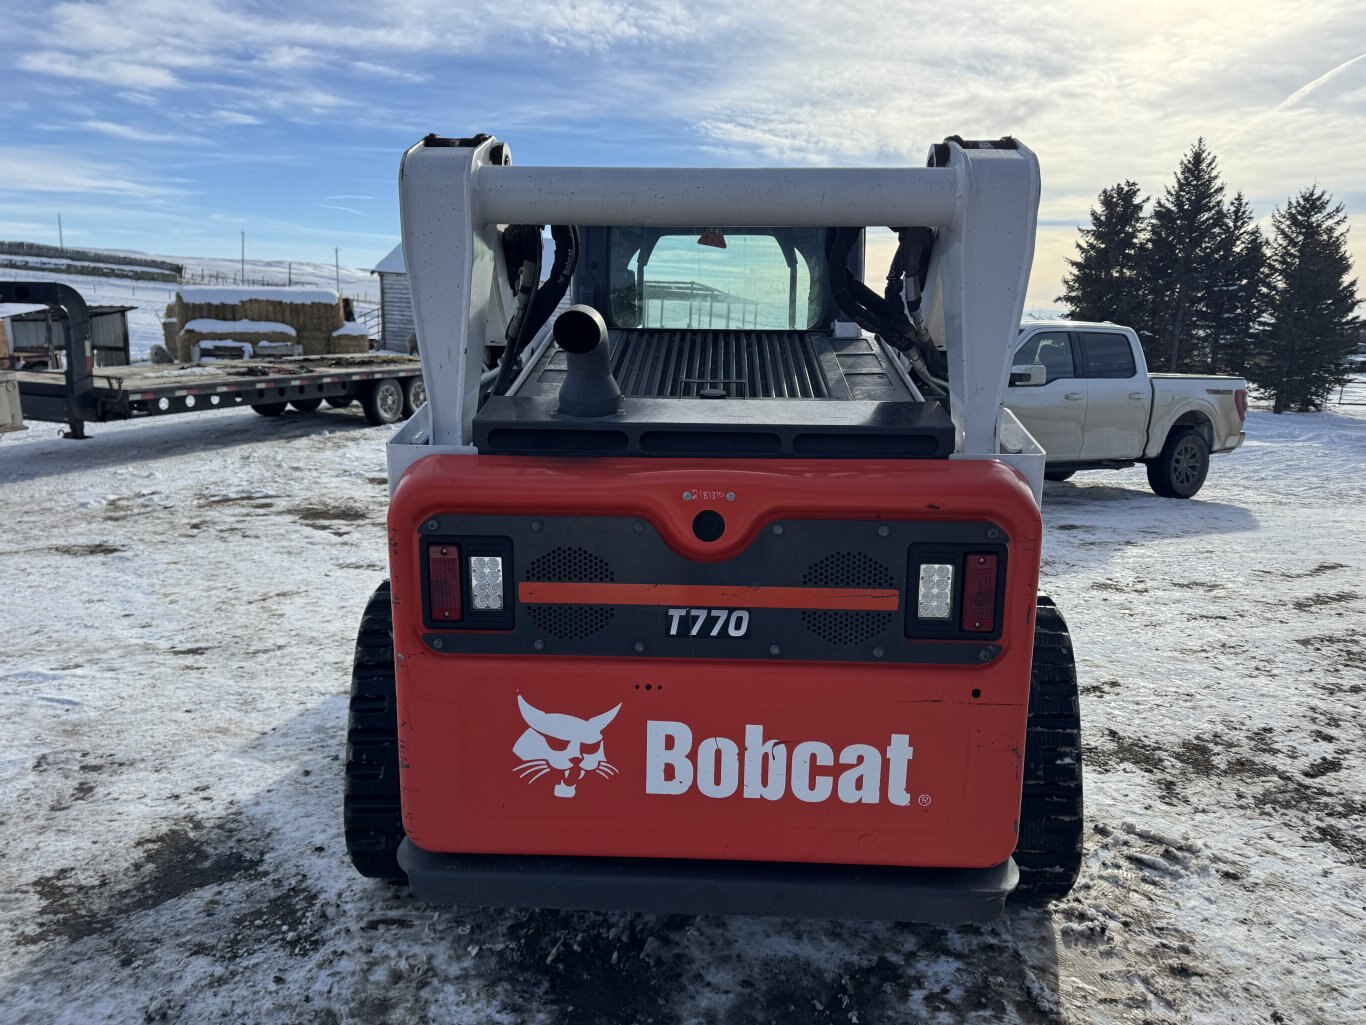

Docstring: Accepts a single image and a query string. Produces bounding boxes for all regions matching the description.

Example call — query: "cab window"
[1080,332,1137,378]
[1015,331,1074,382]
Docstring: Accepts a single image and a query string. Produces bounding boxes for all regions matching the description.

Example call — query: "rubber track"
[343,580,406,879]
[1014,596,1085,899]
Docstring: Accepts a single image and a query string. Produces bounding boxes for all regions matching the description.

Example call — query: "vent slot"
[525,547,615,640]
[801,551,896,648]
[611,331,831,399]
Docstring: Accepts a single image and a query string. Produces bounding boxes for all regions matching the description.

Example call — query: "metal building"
[373,245,414,354]
[3,304,133,369]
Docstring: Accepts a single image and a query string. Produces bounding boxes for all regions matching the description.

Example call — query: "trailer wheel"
[252,402,287,417]
[290,398,322,413]
[325,396,354,408]
[1013,597,1084,901]
[1146,427,1209,498]
[403,376,427,418]
[344,579,406,880]
[362,379,404,426]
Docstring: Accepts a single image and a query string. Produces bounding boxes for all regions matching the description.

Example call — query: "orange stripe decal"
[517,582,900,611]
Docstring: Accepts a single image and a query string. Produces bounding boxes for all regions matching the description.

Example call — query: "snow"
[331,322,370,337]
[0,303,51,320]
[372,243,404,275]
[0,391,1363,1023]
[1,254,378,363]
[184,319,297,336]
[178,286,339,305]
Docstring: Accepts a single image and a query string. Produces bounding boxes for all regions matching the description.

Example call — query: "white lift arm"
[394,134,1041,473]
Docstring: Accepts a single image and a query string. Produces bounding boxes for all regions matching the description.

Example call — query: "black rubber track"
[1013,595,1085,900]
[344,580,406,879]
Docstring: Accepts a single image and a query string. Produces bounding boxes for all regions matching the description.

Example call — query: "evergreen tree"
[1250,185,1361,412]
[1058,180,1150,334]
[1202,192,1266,375]
[1145,139,1226,371]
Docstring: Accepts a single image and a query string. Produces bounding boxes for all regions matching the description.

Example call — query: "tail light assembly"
[906,545,1007,641]
[1235,388,1248,423]
[421,537,515,630]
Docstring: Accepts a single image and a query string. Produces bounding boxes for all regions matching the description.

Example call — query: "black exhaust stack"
[553,305,621,417]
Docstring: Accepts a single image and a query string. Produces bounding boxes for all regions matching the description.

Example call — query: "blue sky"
[1,0,1363,310]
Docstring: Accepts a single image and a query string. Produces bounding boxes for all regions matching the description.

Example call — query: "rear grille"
[610,331,831,399]
[801,551,896,648]
[525,547,615,640]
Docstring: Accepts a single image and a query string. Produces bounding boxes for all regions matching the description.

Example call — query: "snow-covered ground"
[0,395,1363,1024]
[1,253,379,362]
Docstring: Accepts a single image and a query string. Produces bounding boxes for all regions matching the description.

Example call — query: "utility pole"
[240,230,246,283]
[58,214,64,251]
[287,261,292,286]
[334,247,341,293]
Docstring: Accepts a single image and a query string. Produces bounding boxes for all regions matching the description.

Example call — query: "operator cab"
[473,224,957,459]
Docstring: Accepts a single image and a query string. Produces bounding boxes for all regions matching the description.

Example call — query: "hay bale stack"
[171,286,343,361]
[331,322,372,355]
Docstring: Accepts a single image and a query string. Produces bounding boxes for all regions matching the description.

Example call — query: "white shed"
[372,244,414,354]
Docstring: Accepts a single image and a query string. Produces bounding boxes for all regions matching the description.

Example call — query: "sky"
[0,0,1362,312]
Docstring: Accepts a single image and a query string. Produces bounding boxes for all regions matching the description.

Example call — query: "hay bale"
[329,334,370,355]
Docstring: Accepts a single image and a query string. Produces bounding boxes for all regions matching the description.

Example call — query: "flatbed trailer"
[2,281,424,438]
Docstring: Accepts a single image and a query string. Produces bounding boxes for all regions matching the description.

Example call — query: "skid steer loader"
[344,133,1083,923]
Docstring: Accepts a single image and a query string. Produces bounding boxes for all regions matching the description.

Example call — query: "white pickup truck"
[1006,320,1246,498]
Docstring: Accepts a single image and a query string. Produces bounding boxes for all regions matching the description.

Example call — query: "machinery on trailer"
[0,283,426,438]
[344,134,1083,923]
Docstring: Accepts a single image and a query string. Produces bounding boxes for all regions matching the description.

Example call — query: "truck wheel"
[1044,470,1075,482]
[325,396,354,408]
[252,402,287,417]
[290,398,322,413]
[344,580,406,880]
[362,379,404,426]
[1013,597,1084,901]
[403,376,427,418]
[1146,427,1209,498]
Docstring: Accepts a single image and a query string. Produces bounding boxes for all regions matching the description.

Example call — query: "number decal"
[666,608,751,639]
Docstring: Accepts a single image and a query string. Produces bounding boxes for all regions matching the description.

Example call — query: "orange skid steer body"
[385,454,1041,920]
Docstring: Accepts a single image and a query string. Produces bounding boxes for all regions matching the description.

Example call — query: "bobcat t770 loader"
[344,133,1083,923]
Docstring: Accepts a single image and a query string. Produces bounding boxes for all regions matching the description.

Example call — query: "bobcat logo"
[513,695,621,798]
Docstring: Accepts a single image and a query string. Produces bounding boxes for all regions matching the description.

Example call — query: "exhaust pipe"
[553,305,622,418]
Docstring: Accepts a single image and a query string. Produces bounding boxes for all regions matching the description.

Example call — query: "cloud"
[17,50,179,90]
[211,110,262,125]
[324,195,374,201]
[0,148,185,199]
[79,120,201,144]
[316,203,371,217]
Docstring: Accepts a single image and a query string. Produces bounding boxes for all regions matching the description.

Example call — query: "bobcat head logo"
[513,695,621,798]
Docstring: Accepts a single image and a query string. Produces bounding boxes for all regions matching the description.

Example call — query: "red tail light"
[1235,389,1247,423]
[961,554,998,633]
[428,545,463,621]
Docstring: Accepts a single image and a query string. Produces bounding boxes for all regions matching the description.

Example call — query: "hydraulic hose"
[490,224,579,397]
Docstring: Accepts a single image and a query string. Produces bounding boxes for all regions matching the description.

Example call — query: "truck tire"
[325,395,354,408]
[403,376,427,418]
[252,402,287,417]
[1146,427,1209,498]
[1013,596,1084,901]
[344,580,406,880]
[290,398,322,413]
[1044,470,1075,482]
[362,379,404,426]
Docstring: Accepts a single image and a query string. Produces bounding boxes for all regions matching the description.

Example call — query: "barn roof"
[372,243,404,275]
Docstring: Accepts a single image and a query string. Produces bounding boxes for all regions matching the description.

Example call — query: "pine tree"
[1058,180,1149,334]
[1250,185,1361,412]
[1145,140,1226,371]
[1202,192,1266,375]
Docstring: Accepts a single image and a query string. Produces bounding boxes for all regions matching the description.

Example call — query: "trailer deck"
[2,281,423,437]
